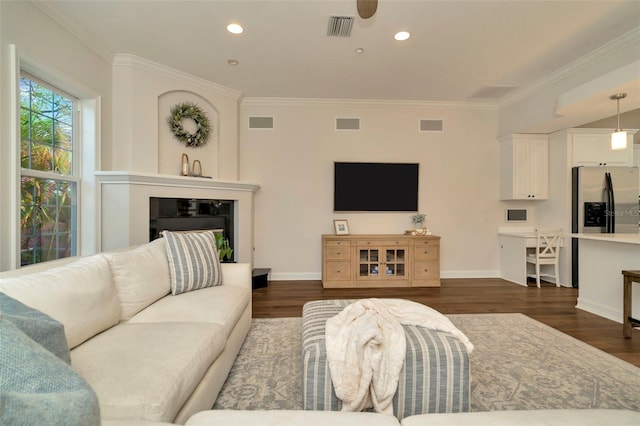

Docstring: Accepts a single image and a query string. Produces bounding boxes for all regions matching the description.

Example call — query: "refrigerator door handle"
[605,172,615,233]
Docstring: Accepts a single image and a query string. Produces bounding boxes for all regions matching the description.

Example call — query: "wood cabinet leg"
[623,274,632,339]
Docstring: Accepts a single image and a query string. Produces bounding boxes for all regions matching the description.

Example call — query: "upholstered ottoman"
[302,299,470,420]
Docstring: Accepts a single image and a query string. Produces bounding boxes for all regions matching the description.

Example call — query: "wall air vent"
[248,116,274,129]
[327,16,354,37]
[419,119,444,132]
[336,118,360,130]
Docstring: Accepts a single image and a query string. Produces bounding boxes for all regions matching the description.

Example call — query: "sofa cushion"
[104,238,171,320]
[102,421,178,426]
[0,292,71,364]
[185,410,401,426]
[71,322,226,422]
[162,230,222,295]
[0,314,101,426]
[400,409,640,426]
[128,285,250,337]
[0,255,120,349]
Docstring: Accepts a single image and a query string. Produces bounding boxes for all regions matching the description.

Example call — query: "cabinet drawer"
[357,240,406,247]
[414,261,438,279]
[325,261,351,281]
[326,246,350,260]
[414,246,438,260]
[413,238,439,248]
[325,240,350,247]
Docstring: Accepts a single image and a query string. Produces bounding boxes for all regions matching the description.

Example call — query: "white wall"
[240,99,504,279]
[0,1,112,271]
[110,55,242,180]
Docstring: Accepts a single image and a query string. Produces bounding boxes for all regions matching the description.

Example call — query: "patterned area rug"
[214,313,640,411]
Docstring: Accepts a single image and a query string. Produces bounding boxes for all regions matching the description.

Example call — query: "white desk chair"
[526,228,562,288]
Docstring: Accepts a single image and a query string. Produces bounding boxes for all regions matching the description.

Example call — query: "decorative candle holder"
[180,153,190,176]
[191,160,202,177]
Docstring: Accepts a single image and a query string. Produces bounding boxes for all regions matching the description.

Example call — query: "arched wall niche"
[158,90,220,177]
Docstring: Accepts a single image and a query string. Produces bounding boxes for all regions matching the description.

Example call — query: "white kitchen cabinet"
[500,134,549,200]
[572,130,634,166]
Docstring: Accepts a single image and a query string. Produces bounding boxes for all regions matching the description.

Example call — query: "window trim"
[5,44,101,270]
[19,73,81,266]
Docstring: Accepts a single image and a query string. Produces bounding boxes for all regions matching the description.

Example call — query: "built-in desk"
[498,228,566,286]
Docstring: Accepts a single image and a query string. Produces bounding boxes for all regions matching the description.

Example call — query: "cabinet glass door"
[384,249,406,278]
[359,249,380,277]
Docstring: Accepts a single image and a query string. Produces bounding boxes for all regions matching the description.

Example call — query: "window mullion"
[21,168,80,183]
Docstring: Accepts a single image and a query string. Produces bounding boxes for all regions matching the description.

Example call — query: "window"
[19,74,78,266]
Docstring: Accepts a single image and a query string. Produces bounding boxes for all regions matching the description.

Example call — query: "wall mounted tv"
[334,162,419,212]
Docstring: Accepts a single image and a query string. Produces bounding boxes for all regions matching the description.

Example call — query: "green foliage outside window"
[20,77,76,266]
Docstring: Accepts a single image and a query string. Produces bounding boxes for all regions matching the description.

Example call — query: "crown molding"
[113,54,242,100]
[499,26,640,109]
[241,97,497,111]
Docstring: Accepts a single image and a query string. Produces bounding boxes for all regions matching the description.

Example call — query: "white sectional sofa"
[0,236,252,425]
[185,409,640,426]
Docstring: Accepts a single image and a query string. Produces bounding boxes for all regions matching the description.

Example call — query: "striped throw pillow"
[162,230,222,295]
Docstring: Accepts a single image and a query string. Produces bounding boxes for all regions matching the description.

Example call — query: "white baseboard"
[500,276,527,287]
[270,272,322,281]
[576,298,623,324]
[441,270,500,279]
[270,271,501,281]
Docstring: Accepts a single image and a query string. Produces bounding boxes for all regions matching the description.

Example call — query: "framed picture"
[333,219,350,235]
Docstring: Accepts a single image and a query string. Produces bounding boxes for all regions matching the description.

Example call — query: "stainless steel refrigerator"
[571,166,640,287]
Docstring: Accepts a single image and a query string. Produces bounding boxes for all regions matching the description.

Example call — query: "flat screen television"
[334,162,419,212]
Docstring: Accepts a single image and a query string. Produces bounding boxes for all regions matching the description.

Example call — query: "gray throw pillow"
[0,292,70,364]
[0,315,101,426]
[162,230,222,295]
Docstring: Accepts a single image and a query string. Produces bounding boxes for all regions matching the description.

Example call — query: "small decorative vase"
[191,160,202,177]
[180,153,190,176]
[414,227,427,236]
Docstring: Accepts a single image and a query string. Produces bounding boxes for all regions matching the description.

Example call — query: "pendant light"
[610,93,627,151]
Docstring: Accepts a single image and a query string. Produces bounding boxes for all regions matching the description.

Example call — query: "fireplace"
[150,197,234,256]
[95,171,259,263]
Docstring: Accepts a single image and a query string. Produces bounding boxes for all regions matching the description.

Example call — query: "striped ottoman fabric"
[302,299,470,420]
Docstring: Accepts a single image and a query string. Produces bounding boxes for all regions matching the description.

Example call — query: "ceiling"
[36,0,640,105]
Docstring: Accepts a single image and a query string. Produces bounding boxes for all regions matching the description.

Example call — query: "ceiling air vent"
[419,119,444,132]
[327,16,354,37]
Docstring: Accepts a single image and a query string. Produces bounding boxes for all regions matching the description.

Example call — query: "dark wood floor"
[252,278,640,367]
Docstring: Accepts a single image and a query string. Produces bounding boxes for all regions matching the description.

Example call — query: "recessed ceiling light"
[227,59,239,66]
[227,23,244,34]
[355,47,365,54]
[394,31,411,41]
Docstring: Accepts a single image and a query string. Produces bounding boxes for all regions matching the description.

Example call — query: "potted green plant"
[411,213,425,227]
[411,213,428,235]
[215,233,234,262]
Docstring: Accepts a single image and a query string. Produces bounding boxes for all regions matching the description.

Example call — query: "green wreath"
[168,102,211,147]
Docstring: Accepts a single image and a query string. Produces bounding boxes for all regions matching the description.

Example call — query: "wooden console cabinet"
[322,234,441,288]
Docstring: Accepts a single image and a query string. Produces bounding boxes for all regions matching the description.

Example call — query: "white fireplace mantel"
[95,171,260,263]
[95,171,260,192]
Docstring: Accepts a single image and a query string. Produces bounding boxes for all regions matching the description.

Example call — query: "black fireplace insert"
[149,197,234,256]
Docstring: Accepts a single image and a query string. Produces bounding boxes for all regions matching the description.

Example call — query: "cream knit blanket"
[325,298,474,415]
